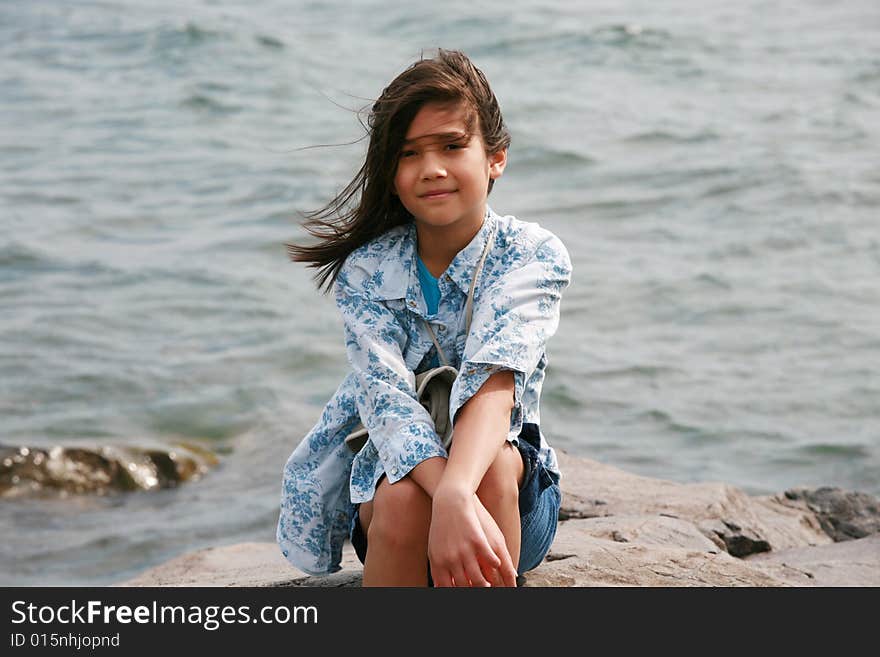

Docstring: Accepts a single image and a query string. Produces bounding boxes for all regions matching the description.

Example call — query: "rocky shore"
[120,450,880,587]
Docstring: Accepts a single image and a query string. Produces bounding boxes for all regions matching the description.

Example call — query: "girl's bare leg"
[476,442,525,576]
[359,476,433,586]
[359,443,522,586]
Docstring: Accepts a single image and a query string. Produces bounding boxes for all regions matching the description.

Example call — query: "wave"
[622,129,721,145]
[515,145,596,170]
[179,93,244,116]
[797,443,872,459]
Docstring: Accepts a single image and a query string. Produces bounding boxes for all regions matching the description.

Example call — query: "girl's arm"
[334,261,449,491]
[423,233,573,586]
[411,370,519,587]
[408,370,512,495]
[448,233,572,459]
[438,370,515,493]
[416,232,571,498]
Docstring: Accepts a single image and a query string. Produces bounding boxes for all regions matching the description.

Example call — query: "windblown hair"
[286,48,511,293]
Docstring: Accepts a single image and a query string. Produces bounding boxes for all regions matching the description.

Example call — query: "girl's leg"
[358,476,433,586]
[476,442,525,576]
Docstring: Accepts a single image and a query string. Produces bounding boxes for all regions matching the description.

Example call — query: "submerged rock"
[0,442,218,498]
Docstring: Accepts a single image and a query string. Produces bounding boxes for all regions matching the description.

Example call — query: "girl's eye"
[400,150,416,158]
[445,143,464,151]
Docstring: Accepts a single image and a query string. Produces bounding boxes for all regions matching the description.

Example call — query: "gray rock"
[743,534,880,586]
[694,518,771,557]
[555,450,831,556]
[775,487,880,541]
[559,514,721,553]
[118,450,879,587]
[520,519,786,587]
[119,542,364,588]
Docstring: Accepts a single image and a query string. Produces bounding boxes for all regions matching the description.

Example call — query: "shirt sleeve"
[449,234,572,441]
[334,262,447,485]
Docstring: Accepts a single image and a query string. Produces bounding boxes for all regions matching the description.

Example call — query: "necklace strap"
[422,226,495,367]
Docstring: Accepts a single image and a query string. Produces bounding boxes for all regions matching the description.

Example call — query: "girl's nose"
[419,152,447,179]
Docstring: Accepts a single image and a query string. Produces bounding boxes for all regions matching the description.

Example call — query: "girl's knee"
[477,442,522,506]
[368,476,431,548]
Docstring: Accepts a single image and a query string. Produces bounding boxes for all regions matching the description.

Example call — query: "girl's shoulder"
[336,223,412,298]
[348,223,411,266]
[493,211,550,241]
[491,212,571,268]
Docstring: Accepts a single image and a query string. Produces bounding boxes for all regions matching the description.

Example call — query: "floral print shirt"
[277,207,572,575]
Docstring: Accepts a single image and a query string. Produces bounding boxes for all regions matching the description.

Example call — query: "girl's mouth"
[421,190,455,199]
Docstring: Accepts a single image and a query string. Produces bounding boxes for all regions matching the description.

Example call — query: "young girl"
[277,49,571,587]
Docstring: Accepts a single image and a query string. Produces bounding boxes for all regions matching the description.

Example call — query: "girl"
[277,49,571,587]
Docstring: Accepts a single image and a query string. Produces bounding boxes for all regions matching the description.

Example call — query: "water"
[1,0,878,585]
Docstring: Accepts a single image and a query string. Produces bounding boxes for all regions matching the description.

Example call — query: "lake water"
[1,0,878,585]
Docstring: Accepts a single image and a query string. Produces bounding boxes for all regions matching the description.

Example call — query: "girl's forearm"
[408,456,447,498]
[438,370,515,496]
[409,370,515,498]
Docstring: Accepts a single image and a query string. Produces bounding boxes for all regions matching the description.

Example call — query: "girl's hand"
[428,485,517,587]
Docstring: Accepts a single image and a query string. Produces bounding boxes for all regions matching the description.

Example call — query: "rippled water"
[1,0,878,585]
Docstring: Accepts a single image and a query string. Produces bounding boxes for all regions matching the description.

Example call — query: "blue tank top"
[416,254,441,368]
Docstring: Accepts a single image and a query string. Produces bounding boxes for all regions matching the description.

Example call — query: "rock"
[119,542,364,588]
[0,442,217,498]
[520,519,786,586]
[742,534,880,586]
[773,487,880,541]
[118,450,880,587]
[694,518,771,557]
[555,451,831,556]
[557,514,721,553]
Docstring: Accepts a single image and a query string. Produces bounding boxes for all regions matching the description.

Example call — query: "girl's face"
[393,101,506,234]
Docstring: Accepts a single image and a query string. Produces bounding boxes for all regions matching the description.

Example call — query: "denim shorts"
[349,423,561,581]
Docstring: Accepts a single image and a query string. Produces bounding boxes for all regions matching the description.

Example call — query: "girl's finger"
[478,541,502,570]
[485,564,504,588]
[450,565,470,588]
[484,558,514,587]
[500,559,518,587]
[477,555,500,587]
[431,566,454,588]
[494,546,517,587]
[464,558,491,588]
[488,540,517,587]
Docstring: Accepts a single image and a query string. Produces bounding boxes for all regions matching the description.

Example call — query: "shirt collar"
[441,207,497,296]
[366,207,498,305]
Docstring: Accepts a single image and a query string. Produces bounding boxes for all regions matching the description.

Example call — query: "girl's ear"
[488,148,508,180]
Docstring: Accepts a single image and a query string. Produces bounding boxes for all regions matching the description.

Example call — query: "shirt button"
[438,325,445,332]
[391,466,399,476]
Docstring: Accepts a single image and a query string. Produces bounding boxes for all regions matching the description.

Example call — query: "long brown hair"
[286,49,511,293]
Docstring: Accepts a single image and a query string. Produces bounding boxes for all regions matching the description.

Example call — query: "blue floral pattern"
[277,207,572,575]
